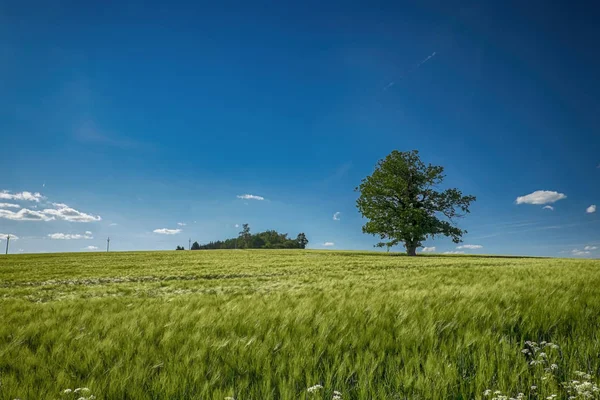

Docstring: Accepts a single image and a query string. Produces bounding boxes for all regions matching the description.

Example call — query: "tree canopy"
[356,150,476,256]
[192,225,309,250]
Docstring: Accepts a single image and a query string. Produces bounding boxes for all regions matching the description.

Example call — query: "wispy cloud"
[333,212,341,221]
[0,191,44,202]
[109,223,118,226]
[0,233,19,240]
[584,246,598,251]
[0,203,20,208]
[586,205,596,214]
[83,246,99,250]
[237,194,265,201]
[443,250,465,255]
[572,249,591,256]
[153,228,182,235]
[177,222,186,226]
[74,119,146,149]
[422,246,436,252]
[48,231,93,240]
[456,244,483,250]
[43,203,101,222]
[516,190,567,205]
[543,205,554,211]
[322,242,335,247]
[0,208,54,221]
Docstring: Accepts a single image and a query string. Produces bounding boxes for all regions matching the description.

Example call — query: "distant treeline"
[177,224,308,250]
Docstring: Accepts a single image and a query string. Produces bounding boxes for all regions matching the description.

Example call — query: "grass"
[1,250,600,399]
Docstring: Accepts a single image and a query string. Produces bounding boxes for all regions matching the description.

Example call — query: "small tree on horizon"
[239,224,251,249]
[191,241,201,250]
[356,150,476,256]
[296,233,308,249]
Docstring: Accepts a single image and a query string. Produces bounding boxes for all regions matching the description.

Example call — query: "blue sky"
[1,1,598,257]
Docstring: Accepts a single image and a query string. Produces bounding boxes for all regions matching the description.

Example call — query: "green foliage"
[356,150,476,255]
[175,245,185,251]
[194,225,309,250]
[1,251,600,399]
[190,241,201,250]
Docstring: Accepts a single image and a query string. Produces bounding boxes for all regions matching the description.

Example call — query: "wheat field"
[1,250,600,399]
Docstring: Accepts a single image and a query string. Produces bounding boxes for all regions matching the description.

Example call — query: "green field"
[1,250,600,399]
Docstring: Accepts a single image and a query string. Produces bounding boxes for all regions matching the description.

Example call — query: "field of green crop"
[1,250,600,400]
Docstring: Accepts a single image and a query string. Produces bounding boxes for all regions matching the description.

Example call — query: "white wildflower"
[484,389,492,396]
[63,389,72,394]
[307,384,324,393]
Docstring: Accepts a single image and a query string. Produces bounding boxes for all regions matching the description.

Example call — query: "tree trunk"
[406,244,417,256]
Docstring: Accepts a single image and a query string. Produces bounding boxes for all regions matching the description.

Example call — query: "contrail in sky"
[417,51,436,68]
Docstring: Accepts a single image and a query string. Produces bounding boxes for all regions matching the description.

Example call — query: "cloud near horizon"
[421,246,436,252]
[322,242,335,246]
[237,194,265,201]
[48,231,93,240]
[516,190,567,205]
[153,228,182,235]
[0,233,19,240]
[456,244,483,250]
[572,249,591,256]
[443,251,465,254]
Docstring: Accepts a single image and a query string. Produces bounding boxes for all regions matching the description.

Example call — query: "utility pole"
[5,234,9,255]
[189,238,191,250]
[107,237,110,252]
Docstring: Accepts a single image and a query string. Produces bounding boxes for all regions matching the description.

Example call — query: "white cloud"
[0,203,20,208]
[584,246,598,251]
[0,208,55,221]
[322,242,335,246]
[443,251,465,254]
[237,194,265,201]
[48,231,93,240]
[333,212,341,221]
[84,246,99,250]
[586,205,596,214]
[109,223,118,226]
[421,246,436,252]
[42,203,101,222]
[542,205,554,211]
[177,222,186,226]
[0,190,44,202]
[456,244,483,250]
[572,249,591,256]
[0,233,19,240]
[153,228,182,235]
[516,190,567,205]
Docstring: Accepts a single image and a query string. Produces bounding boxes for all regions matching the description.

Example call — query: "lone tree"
[296,233,309,249]
[356,150,476,256]
[191,241,201,250]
